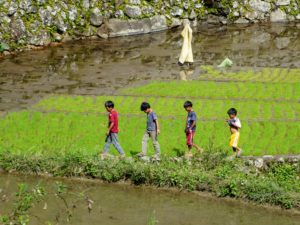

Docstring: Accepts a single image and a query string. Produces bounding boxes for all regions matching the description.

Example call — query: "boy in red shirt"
[100,101,125,158]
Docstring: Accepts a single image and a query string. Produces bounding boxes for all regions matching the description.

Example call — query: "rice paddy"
[121,80,300,101]
[0,67,299,157]
[199,66,300,83]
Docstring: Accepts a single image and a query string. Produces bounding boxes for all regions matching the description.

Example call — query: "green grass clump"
[200,66,300,83]
[121,80,300,101]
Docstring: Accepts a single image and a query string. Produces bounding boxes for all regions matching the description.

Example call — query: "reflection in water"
[0,173,300,225]
[0,23,300,111]
[179,68,195,81]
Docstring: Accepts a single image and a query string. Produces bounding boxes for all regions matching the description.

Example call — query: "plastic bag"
[218,57,233,68]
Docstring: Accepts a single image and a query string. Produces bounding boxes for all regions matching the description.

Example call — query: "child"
[183,101,202,157]
[227,108,242,157]
[100,100,125,158]
[137,102,161,158]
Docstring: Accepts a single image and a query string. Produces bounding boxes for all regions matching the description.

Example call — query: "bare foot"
[197,148,204,154]
[185,152,193,159]
[99,152,108,160]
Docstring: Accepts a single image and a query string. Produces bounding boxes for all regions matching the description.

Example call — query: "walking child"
[137,102,161,159]
[227,108,242,157]
[100,101,125,158]
[183,101,202,157]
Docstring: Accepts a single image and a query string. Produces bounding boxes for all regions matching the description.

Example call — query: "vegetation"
[0,151,300,210]
[0,183,45,225]
[0,108,299,156]
[0,180,93,225]
[0,42,10,52]
[1,67,299,156]
[121,80,300,101]
[199,66,300,83]
[1,67,299,214]
[147,211,158,225]
[34,95,300,120]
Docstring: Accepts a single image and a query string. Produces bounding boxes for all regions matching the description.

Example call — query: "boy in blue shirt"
[184,101,202,157]
[137,102,161,158]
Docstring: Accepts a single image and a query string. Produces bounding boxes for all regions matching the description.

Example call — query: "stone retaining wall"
[0,0,300,52]
[243,155,300,169]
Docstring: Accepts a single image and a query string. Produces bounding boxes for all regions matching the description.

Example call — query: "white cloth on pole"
[179,24,193,64]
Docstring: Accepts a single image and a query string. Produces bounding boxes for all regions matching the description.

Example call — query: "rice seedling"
[34,95,300,121]
[2,69,299,157]
[199,66,300,83]
[121,81,300,101]
[0,111,298,156]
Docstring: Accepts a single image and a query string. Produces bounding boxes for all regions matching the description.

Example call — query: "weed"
[0,184,45,225]
[0,152,299,210]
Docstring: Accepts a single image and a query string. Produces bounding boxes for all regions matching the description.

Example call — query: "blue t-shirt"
[147,111,158,131]
[186,111,197,131]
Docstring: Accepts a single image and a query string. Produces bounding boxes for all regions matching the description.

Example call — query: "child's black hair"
[104,100,114,108]
[140,102,151,111]
[227,108,237,115]
[183,101,193,108]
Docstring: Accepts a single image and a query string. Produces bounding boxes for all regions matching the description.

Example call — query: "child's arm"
[228,119,241,129]
[231,122,241,128]
[189,121,196,131]
[106,122,114,135]
[154,119,160,134]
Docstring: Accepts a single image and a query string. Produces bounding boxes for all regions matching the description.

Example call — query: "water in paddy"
[0,23,300,112]
[0,173,299,225]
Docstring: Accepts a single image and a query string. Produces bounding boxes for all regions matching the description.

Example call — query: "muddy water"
[0,23,300,111]
[0,174,299,225]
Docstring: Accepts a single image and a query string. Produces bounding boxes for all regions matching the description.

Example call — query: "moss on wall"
[0,0,299,52]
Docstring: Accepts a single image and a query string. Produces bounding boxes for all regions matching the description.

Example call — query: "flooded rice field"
[1,23,300,224]
[0,23,300,111]
[1,173,300,225]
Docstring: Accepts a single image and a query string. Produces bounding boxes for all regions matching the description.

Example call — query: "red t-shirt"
[108,110,119,133]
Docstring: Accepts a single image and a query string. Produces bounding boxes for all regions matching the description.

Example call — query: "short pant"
[230,132,240,148]
[186,131,195,146]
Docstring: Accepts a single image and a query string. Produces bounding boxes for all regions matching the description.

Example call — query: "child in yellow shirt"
[226,108,242,157]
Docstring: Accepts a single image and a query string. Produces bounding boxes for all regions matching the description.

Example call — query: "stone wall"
[0,0,300,52]
[243,155,300,170]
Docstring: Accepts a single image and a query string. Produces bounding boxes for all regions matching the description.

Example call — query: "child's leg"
[185,145,193,157]
[236,147,242,157]
[192,143,203,153]
[111,133,125,155]
[141,131,150,155]
[187,131,202,153]
[232,147,242,157]
[102,135,112,154]
[186,132,194,156]
[230,132,241,157]
[150,131,160,155]
[190,132,202,153]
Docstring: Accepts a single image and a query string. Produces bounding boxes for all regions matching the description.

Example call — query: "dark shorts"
[186,131,195,146]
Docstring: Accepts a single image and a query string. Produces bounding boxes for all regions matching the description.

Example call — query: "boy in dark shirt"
[100,100,125,158]
[137,102,161,158]
[184,101,202,157]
